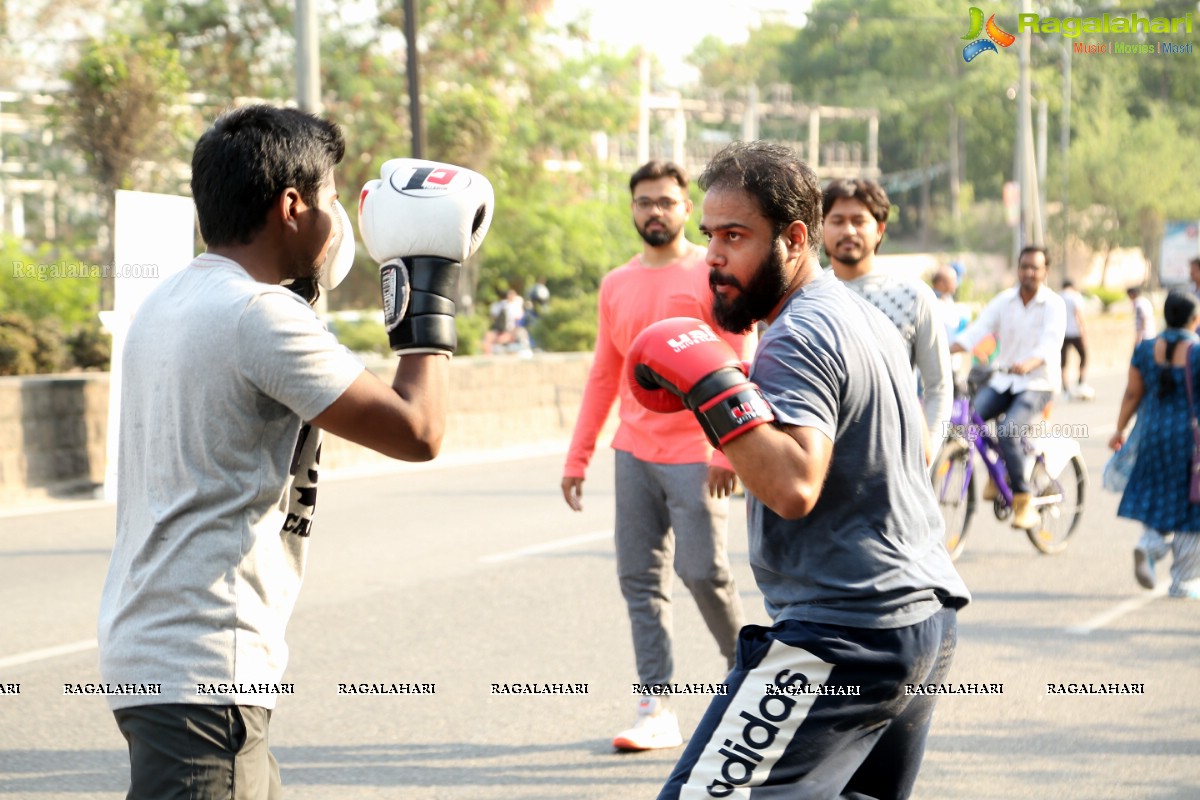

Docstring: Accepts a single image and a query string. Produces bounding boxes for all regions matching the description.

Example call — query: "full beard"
[824,239,866,267]
[637,219,681,247]
[710,245,791,333]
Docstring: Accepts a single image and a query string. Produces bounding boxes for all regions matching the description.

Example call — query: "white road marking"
[479,530,612,564]
[1064,588,1168,635]
[0,441,574,520]
[0,498,111,520]
[0,638,98,670]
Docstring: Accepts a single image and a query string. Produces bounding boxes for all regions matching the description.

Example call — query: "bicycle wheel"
[931,438,976,560]
[1025,454,1087,555]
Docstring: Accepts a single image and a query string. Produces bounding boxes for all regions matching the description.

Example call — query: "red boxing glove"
[626,317,775,449]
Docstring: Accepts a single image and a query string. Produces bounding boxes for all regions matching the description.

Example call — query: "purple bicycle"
[932,366,1087,559]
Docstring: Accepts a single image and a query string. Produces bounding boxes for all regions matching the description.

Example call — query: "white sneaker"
[1074,383,1095,401]
[612,696,683,751]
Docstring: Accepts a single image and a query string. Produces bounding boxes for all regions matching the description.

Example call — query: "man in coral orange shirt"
[561,161,754,751]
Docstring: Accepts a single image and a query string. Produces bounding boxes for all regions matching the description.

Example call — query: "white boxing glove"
[317,200,356,291]
[359,159,495,355]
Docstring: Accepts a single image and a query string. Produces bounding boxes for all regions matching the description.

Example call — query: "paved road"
[1,365,1198,800]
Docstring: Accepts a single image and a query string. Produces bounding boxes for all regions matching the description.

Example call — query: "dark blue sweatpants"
[658,607,957,800]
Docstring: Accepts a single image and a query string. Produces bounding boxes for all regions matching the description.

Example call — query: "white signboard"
[101,190,195,501]
[1160,220,1200,287]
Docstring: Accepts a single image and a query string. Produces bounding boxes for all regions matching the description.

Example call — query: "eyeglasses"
[633,197,683,213]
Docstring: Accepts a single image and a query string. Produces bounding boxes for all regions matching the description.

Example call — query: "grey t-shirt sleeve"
[237,289,365,421]
[911,284,953,434]
[753,323,841,444]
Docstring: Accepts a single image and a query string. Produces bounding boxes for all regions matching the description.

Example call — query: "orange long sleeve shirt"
[563,245,755,479]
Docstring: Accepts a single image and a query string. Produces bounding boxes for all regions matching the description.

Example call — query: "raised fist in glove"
[359,159,495,355]
[627,317,775,449]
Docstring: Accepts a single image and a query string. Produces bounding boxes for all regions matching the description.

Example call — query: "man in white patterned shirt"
[951,245,1066,530]
[824,178,952,459]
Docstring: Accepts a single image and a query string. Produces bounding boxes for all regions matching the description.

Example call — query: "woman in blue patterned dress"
[1109,290,1200,598]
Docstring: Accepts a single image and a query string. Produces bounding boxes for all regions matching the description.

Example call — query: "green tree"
[321,0,637,317]
[60,31,190,270]
[136,0,292,101]
[689,22,795,89]
[51,0,640,352]
[1068,69,1200,286]
[0,237,100,326]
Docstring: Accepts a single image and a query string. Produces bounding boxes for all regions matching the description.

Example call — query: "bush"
[0,236,101,327]
[456,312,488,356]
[328,316,389,357]
[31,316,69,373]
[0,313,39,376]
[1085,285,1125,313]
[328,312,496,357]
[67,320,112,370]
[530,294,598,353]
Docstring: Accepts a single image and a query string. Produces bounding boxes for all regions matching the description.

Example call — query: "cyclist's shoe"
[1133,547,1156,590]
[613,696,683,751]
[1011,493,1041,530]
[982,478,1000,501]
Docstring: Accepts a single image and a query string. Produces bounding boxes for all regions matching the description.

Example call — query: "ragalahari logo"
[963,7,1016,61]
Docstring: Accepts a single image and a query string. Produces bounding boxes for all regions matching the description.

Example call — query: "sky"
[546,0,812,87]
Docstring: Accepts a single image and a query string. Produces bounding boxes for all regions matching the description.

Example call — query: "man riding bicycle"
[950,245,1066,530]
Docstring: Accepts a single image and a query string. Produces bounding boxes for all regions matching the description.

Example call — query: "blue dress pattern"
[1118,330,1200,533]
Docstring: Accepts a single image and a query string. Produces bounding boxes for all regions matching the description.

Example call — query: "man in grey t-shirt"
[626,141,969,800]
[823,178,952,458]
[98,106,493,799]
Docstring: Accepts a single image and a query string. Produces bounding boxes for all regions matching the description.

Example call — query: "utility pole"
[405,0,424,159]
[1014,0,1033,257]
[296,0,326,314]
[296,0,320,114]
[1060,40,1072,275]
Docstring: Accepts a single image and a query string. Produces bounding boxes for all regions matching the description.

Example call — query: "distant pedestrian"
[1109,289,1200,598]
[951,245,1066,531]
[1128,286,1156,346]
[1061,279,1093,400]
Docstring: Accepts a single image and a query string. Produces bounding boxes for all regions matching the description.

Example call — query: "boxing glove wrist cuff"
[694,385,776,449]
[394,348,452,358]
[389,308,457,354]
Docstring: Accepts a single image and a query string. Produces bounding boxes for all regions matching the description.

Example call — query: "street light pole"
[1060,39,1072,274]
[1016,0,1034,252]
[296,0,321,114]
[405,0,425,159]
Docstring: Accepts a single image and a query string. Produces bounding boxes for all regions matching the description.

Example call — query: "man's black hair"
[191,104,345,247]
[699,141,823,251]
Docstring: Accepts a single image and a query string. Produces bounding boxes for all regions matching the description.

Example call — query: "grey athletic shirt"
[747,269,970,629]
[840,271,952,438]
[98,254,364,710]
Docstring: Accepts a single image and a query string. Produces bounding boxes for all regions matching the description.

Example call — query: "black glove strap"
[387,258,461,354]
[697,386,774,449]
[391,306,457,353]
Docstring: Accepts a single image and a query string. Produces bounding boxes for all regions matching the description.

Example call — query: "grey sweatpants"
[615,450,745,689]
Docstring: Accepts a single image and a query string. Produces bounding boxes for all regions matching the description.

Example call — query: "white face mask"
[318,200,355,290]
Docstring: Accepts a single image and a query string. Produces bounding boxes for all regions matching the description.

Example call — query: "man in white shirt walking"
[1128,285,1156,346]
[951,245,1066,530]
[1060,279,1092,400]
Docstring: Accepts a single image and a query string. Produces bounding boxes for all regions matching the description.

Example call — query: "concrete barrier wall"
[0,312,1141,502]
[0,353,610,503]
[0,374,111,502]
